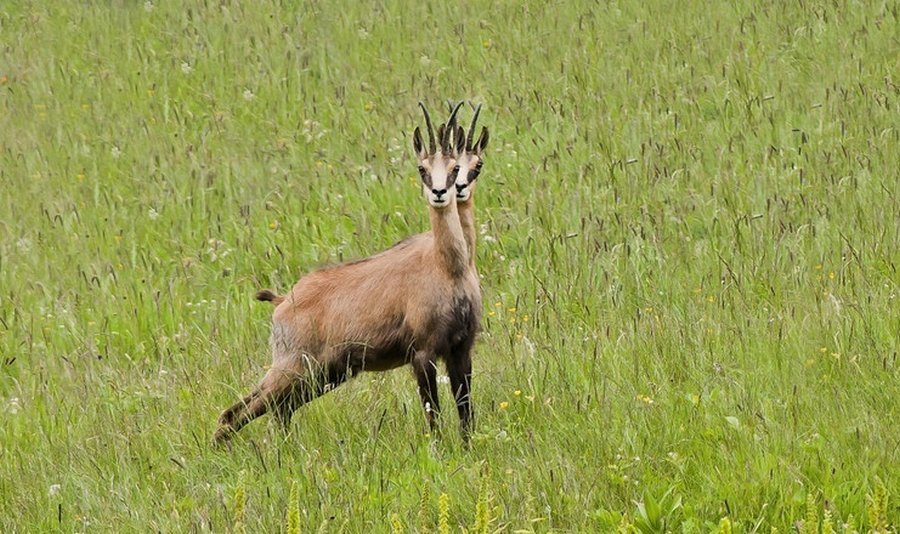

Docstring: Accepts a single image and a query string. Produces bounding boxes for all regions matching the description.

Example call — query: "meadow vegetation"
[1,0,898,531]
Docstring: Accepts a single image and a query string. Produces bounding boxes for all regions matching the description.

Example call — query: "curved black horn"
[447,100,464,129]
[466,103,482,150]
[418,102,436,153]
[442,101,465,152]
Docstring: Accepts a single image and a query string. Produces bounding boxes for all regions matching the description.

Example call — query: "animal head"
[413,102,464,208]
[450,102,489,203]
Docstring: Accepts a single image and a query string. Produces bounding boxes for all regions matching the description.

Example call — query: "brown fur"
[214,105,479,444]
[457,186,478,268]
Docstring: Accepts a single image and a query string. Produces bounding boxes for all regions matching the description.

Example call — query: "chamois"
[450,102,489,268]
[257,104,488,436]
[214,103,479,444]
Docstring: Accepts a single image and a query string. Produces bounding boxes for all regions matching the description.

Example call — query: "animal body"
[213,102,486,444]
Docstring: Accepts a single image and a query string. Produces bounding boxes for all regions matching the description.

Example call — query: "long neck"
[429,200,469,278]
[457,197,476,268]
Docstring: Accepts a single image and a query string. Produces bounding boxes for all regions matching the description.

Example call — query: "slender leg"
[447,340,474,441]
[218,389,261,428]
[214,365,299,444]
[412,350,440,432]
[272,382,303,432]
[273,360,352,431]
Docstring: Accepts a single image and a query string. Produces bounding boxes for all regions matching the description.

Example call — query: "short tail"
[255,289,284,306]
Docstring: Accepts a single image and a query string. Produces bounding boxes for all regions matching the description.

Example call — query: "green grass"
[1,0,898,531]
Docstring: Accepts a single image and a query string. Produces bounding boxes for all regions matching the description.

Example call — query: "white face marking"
[454,153,479,202]
[421,156,456,208]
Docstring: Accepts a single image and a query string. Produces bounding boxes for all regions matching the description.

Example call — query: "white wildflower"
[148,207,159,220]
[48,484,61,497]
[110,146,121,159]
[143,1,154,12]
[181,62,192,74]
[242,89,255,101]
[479,224,497,243]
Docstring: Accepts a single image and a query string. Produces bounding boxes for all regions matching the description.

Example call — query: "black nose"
[456,183,468,192]
[431,188,447,197]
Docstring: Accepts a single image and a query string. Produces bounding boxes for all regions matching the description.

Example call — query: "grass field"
[1,0,898,531]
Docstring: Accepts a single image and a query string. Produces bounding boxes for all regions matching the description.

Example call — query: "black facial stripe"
[465,160,483,183]
[418,166,431,187]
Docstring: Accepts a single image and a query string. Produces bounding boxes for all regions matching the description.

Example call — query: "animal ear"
[455,125,465,154]
[413,127,425,157]
[475,127,489,154]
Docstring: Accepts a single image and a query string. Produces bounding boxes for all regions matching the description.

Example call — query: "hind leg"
[270,355,355,433]
[214,363,303,444]
[218,389,261,427]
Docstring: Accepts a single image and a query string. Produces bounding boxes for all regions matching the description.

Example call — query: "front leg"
[412,350,440,432]
[447,339,474,441]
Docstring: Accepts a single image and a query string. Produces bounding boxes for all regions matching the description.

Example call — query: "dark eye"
[453,165,460,174]
[468,161,482,179]
[417,165,427,176]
